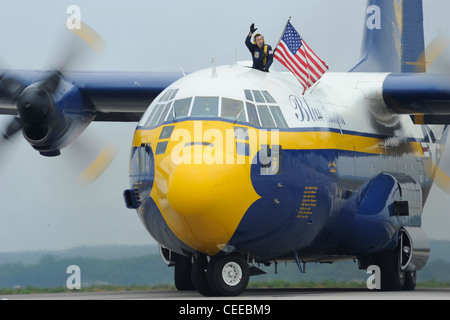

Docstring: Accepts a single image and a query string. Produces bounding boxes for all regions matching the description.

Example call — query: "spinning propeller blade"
[0,19,115,185]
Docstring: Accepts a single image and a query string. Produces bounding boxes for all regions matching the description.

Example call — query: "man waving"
[245,23,274,72]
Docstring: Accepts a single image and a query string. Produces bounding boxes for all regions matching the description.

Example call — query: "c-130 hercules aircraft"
[1,0,450,296]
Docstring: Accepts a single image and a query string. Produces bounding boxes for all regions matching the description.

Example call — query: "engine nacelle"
[18,77,94,156]
[339,173,424,254]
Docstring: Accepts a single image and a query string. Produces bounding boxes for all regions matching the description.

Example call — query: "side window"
[130,147,139,176]
[139,143,152,174]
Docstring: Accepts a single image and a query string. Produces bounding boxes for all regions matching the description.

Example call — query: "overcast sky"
[0,0,449,253]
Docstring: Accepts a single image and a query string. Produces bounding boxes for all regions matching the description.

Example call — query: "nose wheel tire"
[206,254,249,296]
[174,253,194,291]
[191,256,215,296]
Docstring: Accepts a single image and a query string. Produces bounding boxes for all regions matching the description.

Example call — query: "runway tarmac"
[2,287,450,300]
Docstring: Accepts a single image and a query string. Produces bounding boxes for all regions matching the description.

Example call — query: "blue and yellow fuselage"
[129,120,433,261]
[126,67,441,262]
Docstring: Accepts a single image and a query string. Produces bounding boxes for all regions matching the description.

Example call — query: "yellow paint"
[160,149,259,254]
[132,120,425,254]
[392,0,403,58]
[78,142,118,186]
[413,114,425,125]
[276,130,423,157]
[297,186,318,219]
[415,34,450,72]
[135,121,263,255]
[70,20,106,55]
[393,0,403,33]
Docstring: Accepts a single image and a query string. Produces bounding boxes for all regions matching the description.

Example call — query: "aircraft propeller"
[416,33,450,194]
[0,19,116,185]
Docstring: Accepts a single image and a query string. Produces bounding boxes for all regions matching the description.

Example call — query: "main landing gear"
[375,231,417,291]
[361,228,429,291]
[174,253,250,296]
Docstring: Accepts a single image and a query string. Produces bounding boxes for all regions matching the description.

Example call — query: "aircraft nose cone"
[155,146,260,255]
[167,162,215,216]
[167,161,242,217]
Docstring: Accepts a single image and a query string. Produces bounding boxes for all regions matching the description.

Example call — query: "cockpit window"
[221,98,246,121]
[262,91,276,103]
[141,88,179,127]
[141,88,289,129]
[258,105,276,128]
[167,89,179,101]
[246,102,260,127]
[156,102,173,126]
[245,90,289,128]
[269,106,288,128]
[159,88,179,102]
[252,90,265,103]
[171,97,192,119]
[244,90,253,101]
[144,103,164,127]
[191,97,219,117]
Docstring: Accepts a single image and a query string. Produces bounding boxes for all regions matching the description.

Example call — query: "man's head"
[254,33,264,49]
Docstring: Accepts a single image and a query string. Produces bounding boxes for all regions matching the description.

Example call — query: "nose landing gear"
[206,254,250,296]
[190,253,250,296]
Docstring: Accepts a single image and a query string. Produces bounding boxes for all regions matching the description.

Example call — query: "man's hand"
[250,23,257,34]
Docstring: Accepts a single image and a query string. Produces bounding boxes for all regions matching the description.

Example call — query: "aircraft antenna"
[211,56,217,78]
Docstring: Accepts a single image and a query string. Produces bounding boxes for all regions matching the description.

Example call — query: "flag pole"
[274,17,291,54]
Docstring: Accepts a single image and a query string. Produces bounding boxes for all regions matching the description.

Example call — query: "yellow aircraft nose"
[152,145,260,255]
[167,161,243,216]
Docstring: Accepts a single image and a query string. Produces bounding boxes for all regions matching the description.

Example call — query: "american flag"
[274,21,328,93]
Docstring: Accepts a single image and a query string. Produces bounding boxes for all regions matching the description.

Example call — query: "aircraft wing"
[0,70,183,122]
[383,73,450,124]
[0,70,183,156]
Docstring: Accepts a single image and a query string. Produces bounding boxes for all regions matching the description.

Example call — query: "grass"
[0,284,175,295]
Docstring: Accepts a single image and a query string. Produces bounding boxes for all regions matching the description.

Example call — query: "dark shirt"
[245,35,274,72]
